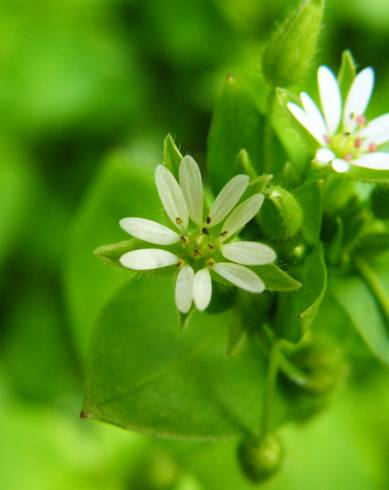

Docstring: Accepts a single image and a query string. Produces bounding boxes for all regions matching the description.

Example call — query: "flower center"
[329,133,362,160]
[178,226,222,270]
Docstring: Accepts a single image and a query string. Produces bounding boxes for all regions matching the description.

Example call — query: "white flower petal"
[119,249,178,270]
[352,152,389,170]
[213,262,265,293]
[360,113,389,146]
[332,159,350,173]
[344,67,375,130]
[287,102,324,144]
[318,66,342,134]
[315,148,335,165]
[221,241,276,266]
[208,174,249,227]
[119,218,180,245]
[179,155,203,225]
[220,194,264,240]
[300,92,327,140]
[193,268,212,311]
[175,265,194,313]
[155,164,189,231]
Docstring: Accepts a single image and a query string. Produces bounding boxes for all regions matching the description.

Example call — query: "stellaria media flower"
[118,156,276,314]
[287,65,389,173]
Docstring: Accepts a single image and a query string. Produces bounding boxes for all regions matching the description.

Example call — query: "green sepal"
[337,50,357,100]
[274,88,317,171]
[164,133,183,177]
[253,264,302,292]
[94,238,141,267]
[208,75,263,193]
[262,0,324,87]
[344,165,389,183]
[276,244,327,342]
[237,149,257,179]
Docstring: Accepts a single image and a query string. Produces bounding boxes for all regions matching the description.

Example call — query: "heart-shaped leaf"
[83,274,292,440]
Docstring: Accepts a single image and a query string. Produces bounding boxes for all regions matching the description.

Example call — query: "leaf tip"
[80,410,89,419]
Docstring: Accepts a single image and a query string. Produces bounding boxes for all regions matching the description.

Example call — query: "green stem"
[263,88,276,174]
[261,337,281,437]
[354,256,389,324]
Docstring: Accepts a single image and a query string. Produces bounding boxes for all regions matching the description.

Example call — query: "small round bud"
[281,341,345,422]
[259,186,303,241]
[370,184,389,220]
[130,453,179,490]
[237,434,284,483]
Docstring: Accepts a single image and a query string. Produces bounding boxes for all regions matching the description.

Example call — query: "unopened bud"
[259,185,303,241]
[237,434,284,483]
[262,0,324,87]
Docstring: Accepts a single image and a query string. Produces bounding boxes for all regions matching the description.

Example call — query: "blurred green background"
[2,0,389,488]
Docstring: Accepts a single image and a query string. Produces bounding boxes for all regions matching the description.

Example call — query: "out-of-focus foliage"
[2,0,389,488]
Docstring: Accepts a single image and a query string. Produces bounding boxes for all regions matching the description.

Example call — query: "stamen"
[206,216,211,224]
[368,143,377,153]
[355,115,367,127]
[192,249,202,258]
[207,243,215,250]
[343,131,351,137]
[176,260,184,268]
[354,137,362,149]
[323,135,331,145]
[180,235,189,244]
[176,217,183,225]
[220,230,228,237]
[202,227,209,235]
[206,258,215,267]
[344,153,353,162]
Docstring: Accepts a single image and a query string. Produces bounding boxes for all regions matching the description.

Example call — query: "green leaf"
[262,0,324,87]
[337,50,357,100]
[254,264,302,292]
[330,257,389,366]
[164,134,183,177]
[276,244,327,342]
[64,148,161,355]
[293,180,322,244]
[207,75,263,193]
[83,274,291,440]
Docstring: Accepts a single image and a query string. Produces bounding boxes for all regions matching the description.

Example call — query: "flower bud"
[237,434,284,483]
[370,184,389,220]
[262,0,324,87]
[281,341,345,422]
[259,186,303,241]
[130,452,180,490]
[290,341,344,396]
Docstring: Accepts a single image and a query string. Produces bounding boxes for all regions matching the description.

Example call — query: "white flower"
[119,156,276,314]
[287,65,389,173]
